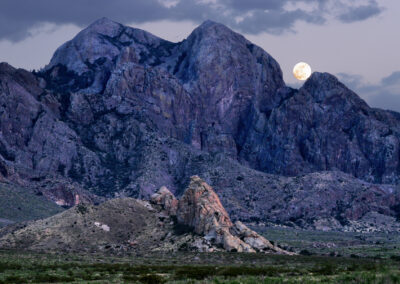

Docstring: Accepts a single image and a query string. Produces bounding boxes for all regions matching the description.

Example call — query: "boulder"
[233,221,288,253]
[151,186,178,215]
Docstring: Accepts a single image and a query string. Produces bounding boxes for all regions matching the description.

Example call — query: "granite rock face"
[177,175,233,235]
[0,18,399,231]
[166,176,289,253]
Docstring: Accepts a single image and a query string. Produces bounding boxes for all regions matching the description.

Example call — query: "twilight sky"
[0,0,399,111]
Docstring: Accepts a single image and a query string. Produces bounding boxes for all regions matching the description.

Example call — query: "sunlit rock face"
[0,18,399,231]
[175,176,288,253]
[177,175,233,235]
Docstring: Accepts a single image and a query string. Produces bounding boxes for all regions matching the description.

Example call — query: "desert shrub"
[299,249,313,256]
[391,255,400,261]
[0,262,22,272]
[138,274,166,284]
[218,266,287,277]
[122,274,138,281]
[4,275,27,284]
[174,266,215,280]
[33,273,74,283]
[311,263,337,275]
[390,273,400,283]
[76,204,88,214]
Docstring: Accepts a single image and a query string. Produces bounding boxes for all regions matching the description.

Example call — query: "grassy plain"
[1,248,400,283]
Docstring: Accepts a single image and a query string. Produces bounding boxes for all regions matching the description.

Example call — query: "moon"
[293,62,312,81]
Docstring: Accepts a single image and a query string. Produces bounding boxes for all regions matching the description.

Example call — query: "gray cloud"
[338,1,383,23]
[229,9,325,35]
[0,0,384,41]
[382,71,400,85]
[337,72,400,113]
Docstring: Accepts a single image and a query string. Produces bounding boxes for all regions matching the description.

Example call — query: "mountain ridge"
[0,18,399,231]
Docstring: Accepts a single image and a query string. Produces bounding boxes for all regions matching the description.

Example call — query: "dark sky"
[0,0,399,111]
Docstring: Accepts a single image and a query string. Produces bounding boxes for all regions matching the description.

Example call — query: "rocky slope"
[0,177,289,254]
[0,182,63,227]
[0,18,399,231]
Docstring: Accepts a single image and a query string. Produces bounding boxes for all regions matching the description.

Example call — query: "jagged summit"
[45,17,170,75]
[190,19,240,37]
[85,17,123,36]
[304,72,348,92]
[0,62,15,73]
[301,72,370,108]
[89,17,119,27]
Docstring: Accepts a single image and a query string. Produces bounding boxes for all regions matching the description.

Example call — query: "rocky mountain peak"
[45,17,169,76]
[84,17,123,37]
[301,72,370,107]
[303,72,346,94]
[87,17,121,31]
[0,62,14,73]
[190,20,239,39]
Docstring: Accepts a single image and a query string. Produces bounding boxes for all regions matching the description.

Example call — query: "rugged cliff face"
[0,18,399,230]
[240,73,400,184]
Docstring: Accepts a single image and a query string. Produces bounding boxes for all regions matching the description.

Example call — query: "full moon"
[293,62,312,81]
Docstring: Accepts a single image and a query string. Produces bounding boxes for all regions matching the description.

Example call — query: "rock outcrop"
[177,176,233,235]
[151,186,178,216]
[174,176,289,253]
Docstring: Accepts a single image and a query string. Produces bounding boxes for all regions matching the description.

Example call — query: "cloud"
[337,72,400,113]
[338,1,383,23]
[0,0,385,41]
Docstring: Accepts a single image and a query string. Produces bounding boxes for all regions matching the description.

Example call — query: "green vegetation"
[255,226,400,258]
[0,183,63,227]
[0,250,400,283]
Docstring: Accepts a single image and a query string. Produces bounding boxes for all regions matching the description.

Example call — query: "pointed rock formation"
[177,176,291,254]
[177,175,233,235]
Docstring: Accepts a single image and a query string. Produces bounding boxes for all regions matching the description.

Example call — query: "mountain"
[0,18,399,231]
[0,177,289,254]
